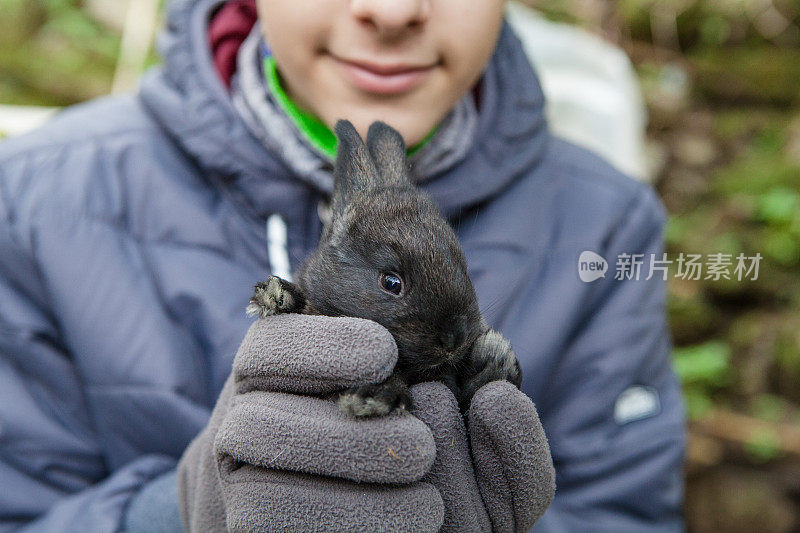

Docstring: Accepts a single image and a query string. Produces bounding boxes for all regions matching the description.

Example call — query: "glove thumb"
[468,380,556,532]
[410,382,492,532]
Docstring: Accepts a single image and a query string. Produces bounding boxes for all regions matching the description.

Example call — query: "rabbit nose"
[440,315,469,351]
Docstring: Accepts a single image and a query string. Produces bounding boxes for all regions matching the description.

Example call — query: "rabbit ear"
[333,120,377,205]
[366,121,410,188]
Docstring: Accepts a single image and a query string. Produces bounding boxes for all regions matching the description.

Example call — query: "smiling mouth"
[330,55,437,96]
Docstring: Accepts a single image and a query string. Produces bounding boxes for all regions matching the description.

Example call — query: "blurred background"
[1,0,799,531]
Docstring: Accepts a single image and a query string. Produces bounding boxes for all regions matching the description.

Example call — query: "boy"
[0,0,684,531]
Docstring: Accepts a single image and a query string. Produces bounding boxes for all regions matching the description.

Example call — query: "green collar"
[263,57,436,160]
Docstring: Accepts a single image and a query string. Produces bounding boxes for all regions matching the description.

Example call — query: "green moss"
[774,324,800,372]
[527,0,581,25]
[712,154,800,197]
[755,187,800,226]
[668,291,721,345]
[682,387,714,420]
[751,394,790,423]
[690,47,800,105]
[744,428,782,462]
[672,340,732,387]
[714,110,759,141]
[665,208,722,253]
[0,0,47,47]
[763,232,800,267]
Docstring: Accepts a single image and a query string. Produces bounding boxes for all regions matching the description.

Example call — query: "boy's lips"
[331,55,436,96]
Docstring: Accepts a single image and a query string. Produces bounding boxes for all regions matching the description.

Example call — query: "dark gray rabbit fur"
[247,120,521,417]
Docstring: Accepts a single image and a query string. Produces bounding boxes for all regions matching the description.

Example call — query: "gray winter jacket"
[0,0,685,531]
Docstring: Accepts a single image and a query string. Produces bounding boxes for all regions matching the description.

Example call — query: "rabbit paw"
[338,376,412,418]
[459,330,522,408]
[246,276,305,318]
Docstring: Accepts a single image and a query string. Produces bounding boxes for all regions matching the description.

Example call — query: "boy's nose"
[351,0,430,38]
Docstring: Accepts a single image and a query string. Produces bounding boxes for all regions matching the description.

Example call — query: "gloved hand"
[411,381,555,532]
[178,314,554,532]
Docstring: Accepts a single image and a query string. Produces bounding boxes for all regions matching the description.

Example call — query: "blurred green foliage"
[690,47,800,105]
[0,0,121,106]
[673,340,731,418]
[744,427,782,462]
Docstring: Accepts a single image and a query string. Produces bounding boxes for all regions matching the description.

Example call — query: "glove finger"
[221,465,444,532]
[467,380,555,532]
[234,314,397,395]
[215,391,436,484]
[410,382,492,532]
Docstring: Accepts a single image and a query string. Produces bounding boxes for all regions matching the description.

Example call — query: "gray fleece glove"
[178,314,554,532]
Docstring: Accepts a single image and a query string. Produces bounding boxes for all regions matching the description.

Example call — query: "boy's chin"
[331,108,446,148]
[310,70,461,146]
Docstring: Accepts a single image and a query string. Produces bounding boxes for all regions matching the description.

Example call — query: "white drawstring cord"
[266,214,293,282]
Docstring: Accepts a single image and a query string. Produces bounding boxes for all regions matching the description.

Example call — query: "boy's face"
[256,0,505,146]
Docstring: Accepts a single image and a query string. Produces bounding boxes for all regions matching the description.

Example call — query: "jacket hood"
[139,0,549,220]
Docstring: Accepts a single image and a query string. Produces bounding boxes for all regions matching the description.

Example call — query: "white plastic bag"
[506,1,649,181]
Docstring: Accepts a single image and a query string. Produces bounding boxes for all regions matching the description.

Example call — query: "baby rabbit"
[247,120,521,417]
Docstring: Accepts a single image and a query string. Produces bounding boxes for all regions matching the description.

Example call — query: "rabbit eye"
[379,272,403,296]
